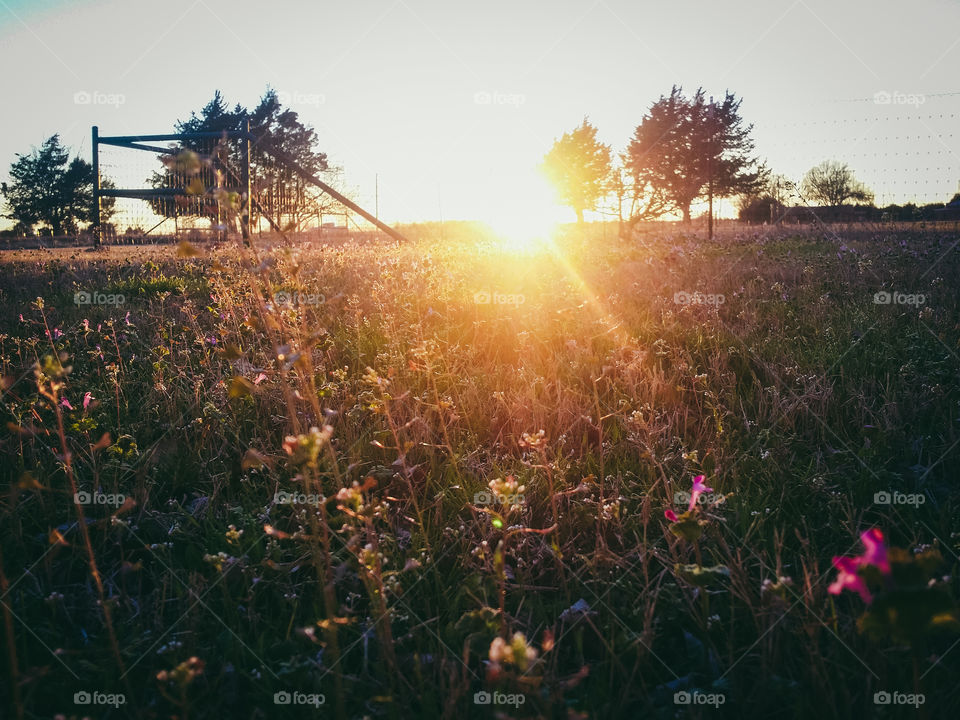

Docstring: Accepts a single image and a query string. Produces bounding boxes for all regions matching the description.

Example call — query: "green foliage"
[1,135,115,235]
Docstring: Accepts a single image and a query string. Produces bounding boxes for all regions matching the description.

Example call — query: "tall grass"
[1,224,958,718]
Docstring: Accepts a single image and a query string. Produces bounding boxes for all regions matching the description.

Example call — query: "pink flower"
[254,373,268,385]
[828,556,873,603]
[82,319,90,331]
[688,474,713,512]
[664,509,679,523]
[83,392,94,410]
[124,311,132,326]
[828,528,890,603]
[859,528,890,573]
[60,398,74,410]
[52,328,63,340]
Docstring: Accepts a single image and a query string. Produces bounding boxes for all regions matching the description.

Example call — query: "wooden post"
[91,126,101,247]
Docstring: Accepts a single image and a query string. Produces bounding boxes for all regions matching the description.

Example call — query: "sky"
[0,0,959,229]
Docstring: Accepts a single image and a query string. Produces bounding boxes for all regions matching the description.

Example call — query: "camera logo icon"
[473,290,491,304]
[873,91,892,105]
[874,691,891,704]
[74,491,92,505]
[474,690,492,704]
[473,490,493,505]
[74,291,92,305]
[674,690,691,704]
[273,291,292,305]
[873,491,891,504]
[274,691,292,705]
[74,91,92,105]
[873,291,892,304]
[74,690,92,704]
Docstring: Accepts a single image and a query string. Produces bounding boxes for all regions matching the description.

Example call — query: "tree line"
[2,84,957,237]
[0,88,335,238]
[541,86,958,233]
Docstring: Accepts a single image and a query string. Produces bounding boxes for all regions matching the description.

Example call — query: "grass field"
[1,224,959,719]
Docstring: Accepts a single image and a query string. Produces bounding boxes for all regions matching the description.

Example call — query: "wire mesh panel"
[95,130,249,243]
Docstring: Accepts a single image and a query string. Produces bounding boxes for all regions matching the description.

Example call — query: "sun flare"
[485,175,569,253]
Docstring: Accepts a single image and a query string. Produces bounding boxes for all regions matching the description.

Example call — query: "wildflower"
[83,392,94,410]
[156,656,205,687]
[488,632,538,671]
[688,474,713,512]
[52,328,63,340]
[60,397,74,410]
[828,529,891,603]
[488,476,525,507]
[860,528,890,573]
[828,556,873,603]
[282,425,333,468]
[124,312,133,326]
[519,430,546,449]
[225,524,243,545]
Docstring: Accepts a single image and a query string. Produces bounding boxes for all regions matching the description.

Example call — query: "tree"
[1,135,110,235]
[612,157,670,238]
[247,88,328,230]
[626,86,763,223]
[801,160,873,206]
[148,89,328,233]
[542,118,611,225]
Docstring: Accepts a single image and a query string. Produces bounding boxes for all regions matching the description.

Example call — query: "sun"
[481,166,571,253]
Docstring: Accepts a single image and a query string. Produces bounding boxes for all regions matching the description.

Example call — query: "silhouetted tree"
[801,160,873,206]
[148,89,327,232]
[626,86,763,223]
[247,88,328,230]
[1,135,113,235]
[542,118,611,225]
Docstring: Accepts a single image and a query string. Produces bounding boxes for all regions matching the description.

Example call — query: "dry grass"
[1,223,959,718]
